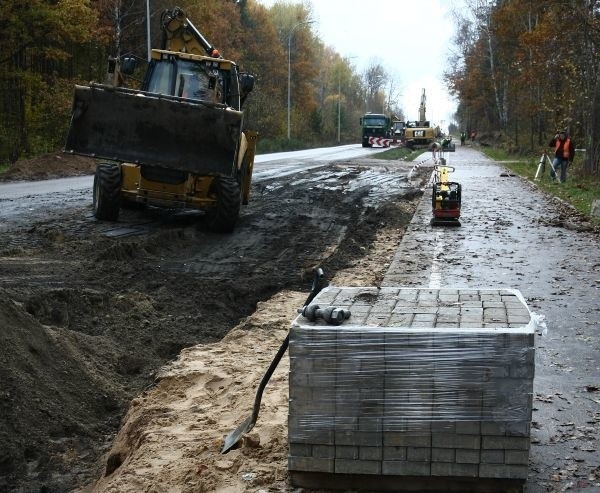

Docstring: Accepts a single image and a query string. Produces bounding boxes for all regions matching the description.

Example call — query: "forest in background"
[0,0,400,165]
[1,0,599,177]
[448,0,600,176]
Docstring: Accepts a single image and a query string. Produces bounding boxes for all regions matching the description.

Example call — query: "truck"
[359,113,391,147]
[64,7,257,233]
[403,89,437,149]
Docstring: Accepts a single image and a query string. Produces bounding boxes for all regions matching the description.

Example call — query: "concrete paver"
[290,286,535,487]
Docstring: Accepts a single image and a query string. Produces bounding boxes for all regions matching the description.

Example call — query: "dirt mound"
[0,153,95,181]
[0,293,118,490]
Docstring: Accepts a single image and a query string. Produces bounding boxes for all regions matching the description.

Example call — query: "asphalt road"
[0,143,382,201]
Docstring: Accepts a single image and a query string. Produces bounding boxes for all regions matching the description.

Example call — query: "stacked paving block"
[288,287,534,491]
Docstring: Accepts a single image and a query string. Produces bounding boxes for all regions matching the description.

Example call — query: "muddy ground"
[0,153,428,492]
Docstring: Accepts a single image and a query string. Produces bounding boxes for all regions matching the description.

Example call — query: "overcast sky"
[255,0,462,130]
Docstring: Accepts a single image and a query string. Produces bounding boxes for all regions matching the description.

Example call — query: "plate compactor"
[431,159,461,226]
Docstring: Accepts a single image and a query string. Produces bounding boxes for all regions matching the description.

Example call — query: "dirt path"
[0,156,428,492]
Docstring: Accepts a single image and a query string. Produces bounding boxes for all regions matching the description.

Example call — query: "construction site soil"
[0,153,428,492]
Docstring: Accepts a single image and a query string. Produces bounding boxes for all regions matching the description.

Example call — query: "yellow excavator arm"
[418,88,427,124]
[160,6,222,57]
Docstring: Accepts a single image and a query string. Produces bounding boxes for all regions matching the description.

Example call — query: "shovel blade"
[221,415,254,454]
[220,269,325,455]
[64,84,242,176]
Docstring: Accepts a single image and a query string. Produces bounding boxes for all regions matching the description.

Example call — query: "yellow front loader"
[65,7,257,232]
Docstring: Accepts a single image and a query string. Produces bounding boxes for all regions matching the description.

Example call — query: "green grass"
[0,162,9,175]
[480,147,600,222]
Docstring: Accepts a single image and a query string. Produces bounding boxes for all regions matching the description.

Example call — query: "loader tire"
[206,176,241,233]
[93,163,121,221]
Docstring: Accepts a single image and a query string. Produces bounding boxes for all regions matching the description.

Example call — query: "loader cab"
[142,51,245,110]
[174,61,224,103]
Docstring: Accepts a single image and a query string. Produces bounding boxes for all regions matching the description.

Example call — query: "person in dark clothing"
[548,129,575,183]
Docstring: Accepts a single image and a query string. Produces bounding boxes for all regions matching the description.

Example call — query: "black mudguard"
[64,84,243,176]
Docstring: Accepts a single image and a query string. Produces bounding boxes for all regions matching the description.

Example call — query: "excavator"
[403,88,437,149]
[64,7,257,232]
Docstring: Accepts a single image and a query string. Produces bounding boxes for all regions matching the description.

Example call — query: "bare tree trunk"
[476,0,507,128]
[485,27,504,126]
[586,60,600,175]
[18,82,28,156]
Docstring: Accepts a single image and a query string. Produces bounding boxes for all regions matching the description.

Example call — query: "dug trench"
[0,158,430,492]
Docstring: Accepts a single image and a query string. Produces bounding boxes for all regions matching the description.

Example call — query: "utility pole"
[337,56,357,145]
[337,77,341,144]
[146,0,151,61]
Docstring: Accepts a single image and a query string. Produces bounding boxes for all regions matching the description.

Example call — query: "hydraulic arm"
[160,6,222,58]
[419,88,427,124]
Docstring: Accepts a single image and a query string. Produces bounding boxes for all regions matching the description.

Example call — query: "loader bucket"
[65,84,243,176]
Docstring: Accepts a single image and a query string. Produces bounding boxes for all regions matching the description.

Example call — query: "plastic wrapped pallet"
[288,287,535,492]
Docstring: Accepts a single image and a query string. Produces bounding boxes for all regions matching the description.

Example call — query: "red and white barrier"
[368,137,392,147]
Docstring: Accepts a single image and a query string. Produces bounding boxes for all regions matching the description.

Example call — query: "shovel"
[221,268,326,454]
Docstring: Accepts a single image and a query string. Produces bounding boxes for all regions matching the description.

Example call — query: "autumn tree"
[446,0,600,176]
[0,0,101,162]
[0,0,376,163]
[363,60,387,114]
[311,50,362,144]
[265,1,320,143]
[235,0,287,138]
